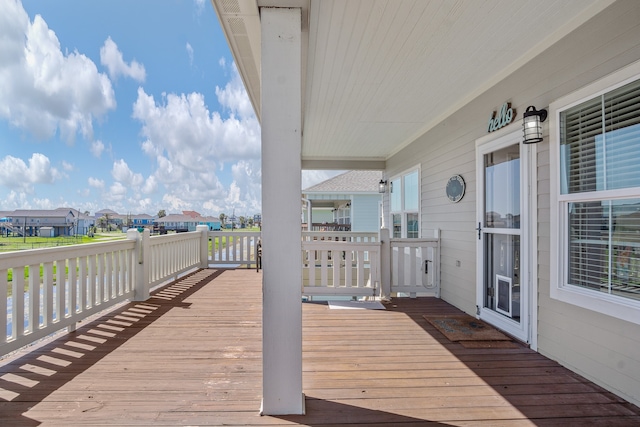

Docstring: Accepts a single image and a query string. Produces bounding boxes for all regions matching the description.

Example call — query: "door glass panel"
[485,146,520,229]
[406,213,419,238]
[484,234,521,322]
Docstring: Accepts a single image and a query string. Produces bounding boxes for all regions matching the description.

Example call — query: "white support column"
[260,7,304,415]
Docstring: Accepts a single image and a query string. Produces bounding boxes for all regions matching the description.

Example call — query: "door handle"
[476,222,482,240]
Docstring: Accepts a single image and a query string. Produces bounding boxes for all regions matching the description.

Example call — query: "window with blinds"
[559,78,640,301]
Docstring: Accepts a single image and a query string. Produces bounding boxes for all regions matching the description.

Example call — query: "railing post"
[380,227,391,300]
[128,228,150,301]
[434,228,441,298]
[196,225,209,268]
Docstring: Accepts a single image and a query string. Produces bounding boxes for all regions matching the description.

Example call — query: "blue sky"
[0,0,336,217]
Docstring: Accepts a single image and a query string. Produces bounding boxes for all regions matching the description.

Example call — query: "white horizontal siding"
[386,0,640,407]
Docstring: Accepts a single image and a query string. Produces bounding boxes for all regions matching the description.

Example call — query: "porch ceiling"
[213,0,613,168]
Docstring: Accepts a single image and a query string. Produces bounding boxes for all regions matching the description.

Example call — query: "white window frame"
[389,166,421,238]
[550,60,640,325]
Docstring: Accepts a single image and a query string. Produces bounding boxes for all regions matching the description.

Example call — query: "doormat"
[422,314,511,342]
[328,301,386,310]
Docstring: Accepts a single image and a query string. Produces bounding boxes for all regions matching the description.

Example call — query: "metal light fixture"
[378,179,388,193]
[522,106,548,144]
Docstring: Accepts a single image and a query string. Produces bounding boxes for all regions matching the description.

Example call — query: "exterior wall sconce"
[522,105,548,144]
[378,179,388,193]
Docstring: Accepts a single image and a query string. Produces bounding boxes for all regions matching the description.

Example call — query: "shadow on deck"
[0,268,638,426]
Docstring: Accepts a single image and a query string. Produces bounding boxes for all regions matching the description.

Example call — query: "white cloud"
[0,1,115,143]
[131,62,262,215]
[3,190,30,210]
[0,153,61,192]
[142,175,158,194]
[88,177,105,189]
[215,61,255,120]
[62,161,73,171]
[111,159,144,187]
[90,140,105,158]
[105,181,127,202]
[186,42,194,65]
[99,37,146,82]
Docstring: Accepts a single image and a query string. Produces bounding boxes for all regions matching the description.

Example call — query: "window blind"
[560,78,640,194]
[561,78,640,301]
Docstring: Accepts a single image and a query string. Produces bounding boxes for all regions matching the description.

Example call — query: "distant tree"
[239,216,246,227]
[98,216,108,232]
[247,217,254,227]
[157,210,166,218]
[83,210,90,216]
[219,213,226,226]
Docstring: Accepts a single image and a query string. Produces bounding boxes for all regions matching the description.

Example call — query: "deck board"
[1,268,639,426]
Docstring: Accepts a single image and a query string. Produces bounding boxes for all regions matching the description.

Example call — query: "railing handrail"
[0,239,135,269]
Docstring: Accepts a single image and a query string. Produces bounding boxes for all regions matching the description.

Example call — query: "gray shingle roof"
[303,170,382,193]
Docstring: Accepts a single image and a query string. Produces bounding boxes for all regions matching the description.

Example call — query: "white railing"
[302,240,380,297]
[148,231,204,287]
[1,227,209,357]
[1,239,136,356]
[208,231,261,268]
[389,231,440,297]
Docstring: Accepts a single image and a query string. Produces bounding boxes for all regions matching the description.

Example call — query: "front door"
[476,130,531,343]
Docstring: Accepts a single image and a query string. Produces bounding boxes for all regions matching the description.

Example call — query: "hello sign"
[487,102,516,133]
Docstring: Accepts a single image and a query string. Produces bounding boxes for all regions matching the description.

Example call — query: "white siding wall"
[386,0,640,407]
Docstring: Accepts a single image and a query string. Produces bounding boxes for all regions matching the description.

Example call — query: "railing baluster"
[78,256,87,311]
[56,260,65,322]
[97,253,104,304]
[320,250,328,288]
[68,258,77,316]
[13,267,25,339]
[87,255,96,308]
[28,264,39,333]
[43,262,53,326]
[357,251,365,288]
[345,250,353,288]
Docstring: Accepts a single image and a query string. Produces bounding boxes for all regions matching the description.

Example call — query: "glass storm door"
[476,131,531,343]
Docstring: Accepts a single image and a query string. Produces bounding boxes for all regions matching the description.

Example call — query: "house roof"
[182,211,201,218]
[10,209,74,218]
[213,0,610,169]
[303,170,382,193]
[155,214,220,223]
[95,209,119,216]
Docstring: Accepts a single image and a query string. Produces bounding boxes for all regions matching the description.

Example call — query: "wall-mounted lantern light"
[378,179,388,193]
[522,105,548,144]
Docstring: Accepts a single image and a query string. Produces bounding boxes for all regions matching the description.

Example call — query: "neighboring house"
[154,213,198,232]
[199,216,222,231]
[131,214,155,227]
[154,212,221,232]
[55,208,95,235]
[94,209,118,220]
[214,0,640,413]
[302,170,382,232]
[7,209,76,237]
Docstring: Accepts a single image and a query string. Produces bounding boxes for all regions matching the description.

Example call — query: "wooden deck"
[1,268,639,426]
